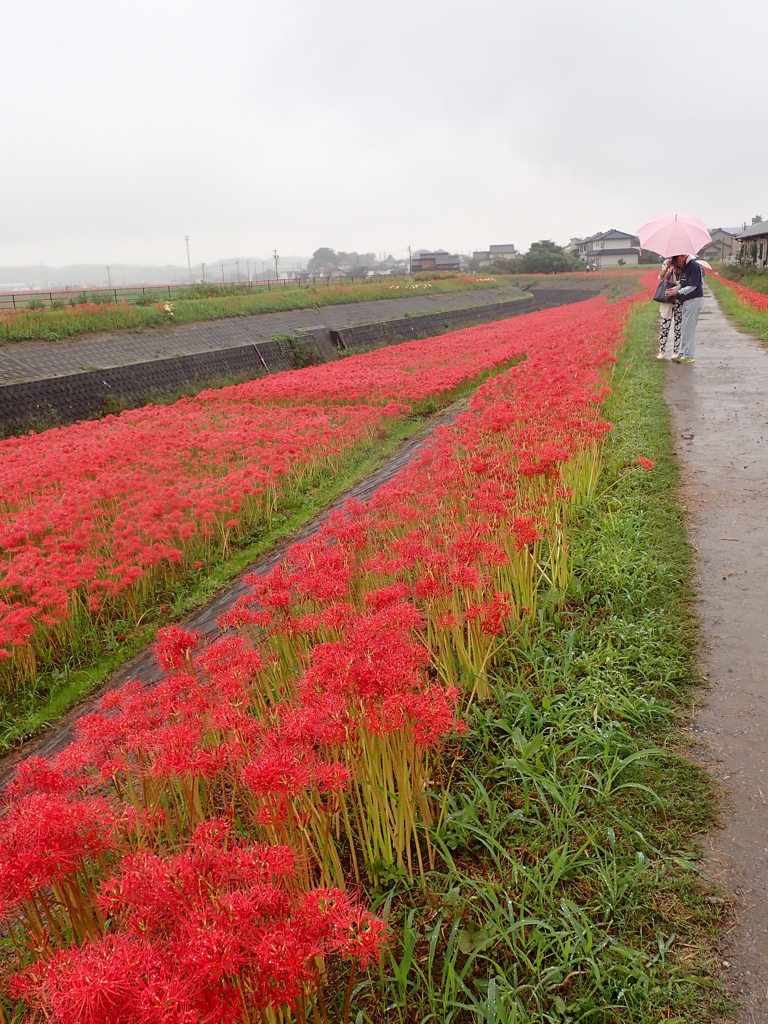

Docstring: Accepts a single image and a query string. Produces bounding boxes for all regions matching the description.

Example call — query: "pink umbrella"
[637,213,712,258]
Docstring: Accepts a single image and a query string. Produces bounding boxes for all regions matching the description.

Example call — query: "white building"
[578,229,639,268]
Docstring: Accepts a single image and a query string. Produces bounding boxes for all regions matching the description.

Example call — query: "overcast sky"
[1,0,766,268]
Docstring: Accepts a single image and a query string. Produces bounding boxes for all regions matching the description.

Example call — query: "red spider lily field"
[0,288,725,1023]
[0,299,609,693]
[708,272,768,349]
[708,273,768,311]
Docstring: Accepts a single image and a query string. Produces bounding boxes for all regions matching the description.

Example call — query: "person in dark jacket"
[664,255,703,363]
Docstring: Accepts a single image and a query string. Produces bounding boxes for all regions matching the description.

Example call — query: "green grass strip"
[0,276,508,344]
[349,302,727,1024]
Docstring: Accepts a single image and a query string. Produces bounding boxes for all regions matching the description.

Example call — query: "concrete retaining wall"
[331,290,593,351]
[0,288,597,435]
[0,327,337,435]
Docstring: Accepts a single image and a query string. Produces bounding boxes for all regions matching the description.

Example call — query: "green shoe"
[671,353,682,362]
[677,355,695,363]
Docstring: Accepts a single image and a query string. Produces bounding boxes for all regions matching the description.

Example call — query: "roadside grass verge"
[0,276,506,344]
[708,277,768,343]
[346,302,726,1023]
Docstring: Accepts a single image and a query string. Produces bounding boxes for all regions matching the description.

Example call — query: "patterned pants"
[658,303,682,353]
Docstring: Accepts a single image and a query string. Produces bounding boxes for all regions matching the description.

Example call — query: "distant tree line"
[473,240,583,275]
[307,248,379,274]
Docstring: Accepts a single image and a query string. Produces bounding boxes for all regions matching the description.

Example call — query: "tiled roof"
[583,228,637,243]
[736,222,768,240]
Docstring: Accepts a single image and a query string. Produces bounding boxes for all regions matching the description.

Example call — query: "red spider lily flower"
[3,755,84,802]
[512,515,543,550]
[153,626,200,671]
[636,456,656,470]
[0,792,135,915]
[11,821,384,1022]
[478,591,514,636]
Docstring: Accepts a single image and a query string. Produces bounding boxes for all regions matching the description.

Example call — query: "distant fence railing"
[0,274,408,312]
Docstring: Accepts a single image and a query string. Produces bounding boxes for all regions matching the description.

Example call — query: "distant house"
[472,243,518,267]
[489,243,518,259]
[411,250,460,272]
[699,228,741,263]
[380,254,408,272]
[735,221,768,267]
[579,229,639,268]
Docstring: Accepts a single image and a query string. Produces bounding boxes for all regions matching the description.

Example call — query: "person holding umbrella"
[637,214,711,365]
[664,254,704,363]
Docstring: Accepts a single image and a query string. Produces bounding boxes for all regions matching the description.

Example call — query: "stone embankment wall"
[0,288,596,435]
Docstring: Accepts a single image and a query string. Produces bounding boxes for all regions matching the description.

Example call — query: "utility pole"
[184,235,192,282]
[221,263,225,284]
[106,265,112,288]
[201,262,206,282]
[273,249,279,280]
[408,245,412,275]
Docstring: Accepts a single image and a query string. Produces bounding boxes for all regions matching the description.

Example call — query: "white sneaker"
[656,351,666,360]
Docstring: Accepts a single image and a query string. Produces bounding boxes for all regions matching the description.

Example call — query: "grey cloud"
[1,0,766,266]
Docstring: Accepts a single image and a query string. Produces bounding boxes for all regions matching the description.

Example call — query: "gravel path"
[665,288,768,1022]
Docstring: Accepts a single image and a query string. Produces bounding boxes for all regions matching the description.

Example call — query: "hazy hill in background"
[0,257,308,291]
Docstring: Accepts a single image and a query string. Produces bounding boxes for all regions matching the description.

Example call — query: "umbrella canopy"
[637,213,712,258]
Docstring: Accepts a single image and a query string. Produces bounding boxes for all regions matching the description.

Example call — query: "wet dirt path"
[0,399,466,787]
[664,289,768,1022]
